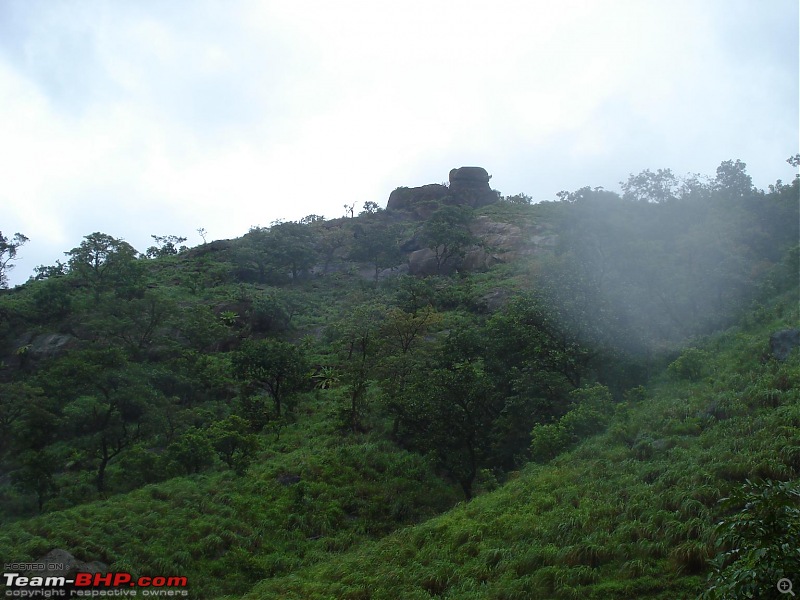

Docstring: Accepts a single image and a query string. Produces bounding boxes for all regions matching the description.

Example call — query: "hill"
[0,159,798,599]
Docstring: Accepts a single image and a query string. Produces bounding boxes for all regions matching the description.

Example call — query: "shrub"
[668,348,710,381]
[703,479,800,599]
[530,424,569,463]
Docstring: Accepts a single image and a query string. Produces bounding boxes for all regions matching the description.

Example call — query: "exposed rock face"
[770,329,800,361]
[28,333,78,360]
[386,167,498,215]
[7,332,77,368]
[461,216,557,271]
[408,215,558,276]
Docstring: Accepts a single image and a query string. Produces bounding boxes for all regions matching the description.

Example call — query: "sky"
[0,0,797,286]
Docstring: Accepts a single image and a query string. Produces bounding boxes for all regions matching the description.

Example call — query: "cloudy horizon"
[1,0,797,286]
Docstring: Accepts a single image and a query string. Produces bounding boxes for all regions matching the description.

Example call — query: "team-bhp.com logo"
[3,572,188,597]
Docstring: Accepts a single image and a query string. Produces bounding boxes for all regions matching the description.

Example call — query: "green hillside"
[240,287,800,599]
[0,160,798,599]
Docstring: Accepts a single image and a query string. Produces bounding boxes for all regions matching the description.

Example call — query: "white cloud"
[0,0,796,285]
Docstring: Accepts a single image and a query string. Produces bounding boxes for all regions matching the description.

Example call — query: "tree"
[620,168,679,203]
[377,304,441,435]
[65,232,140,301]
[300,214,325,225]
[420,205,477,273]
[403,349,497,500]
[349,220,404,281]
[268,221,317,280]
[102,290,175,358]
[10,449,58,513]
[0,231,29,288]
[232,339,308,418]
[237,222,317,283]
[380,305,441,355]
[502,193,532,205]
[167,427,215,475]
[33,260,68,281]
[0,383,46,459]
[145,234,188,258]
[714,159,753,199]
[360,201,380,215]
[332,303,386,432]
[209,416,259,474]
[314,224,348,274]
[47,348,163,492]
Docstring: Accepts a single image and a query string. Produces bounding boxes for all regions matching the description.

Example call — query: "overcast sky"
[1,0,797,286]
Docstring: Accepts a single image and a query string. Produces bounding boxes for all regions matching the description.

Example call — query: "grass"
[0,391,460,598]
[235,290,799,600]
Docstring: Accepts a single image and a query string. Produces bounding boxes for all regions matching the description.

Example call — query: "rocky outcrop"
[386,167,498,216]
[7,332,77,368]
[407,216,558,276]
[460,216,557,271]
[387,184,449,213]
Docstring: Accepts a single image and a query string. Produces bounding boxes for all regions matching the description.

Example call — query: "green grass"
[0,392,459,598]
[236,291,799,600]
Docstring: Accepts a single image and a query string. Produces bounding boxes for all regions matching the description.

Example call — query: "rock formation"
[408,216,557,277]
[387,184,449,216]
[447,166,497,208]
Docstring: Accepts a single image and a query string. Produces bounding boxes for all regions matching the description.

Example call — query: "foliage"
[703,479,800,599]
[236,222,317,283]
[668,348,711,381]
[145,235,188,258]
[420,204,477,273]
[65,232,141,301]
[0,230,29,288]
[348,219,404,281]
[531,384,613,463]
[232,339,309,418]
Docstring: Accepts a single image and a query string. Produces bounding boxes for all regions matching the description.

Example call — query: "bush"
[530,385,614,463]
[530,424,569,463]
[562,385,613,439]
[668,348,711,381]
[703,479,800,599]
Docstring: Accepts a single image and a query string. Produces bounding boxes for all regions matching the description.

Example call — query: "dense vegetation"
[0,158,797,598]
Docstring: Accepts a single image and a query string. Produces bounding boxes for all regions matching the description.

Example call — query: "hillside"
[0,160,798,599]
[240,286,800,599]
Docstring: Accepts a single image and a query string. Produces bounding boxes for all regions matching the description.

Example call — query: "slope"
[239,288,800,600]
